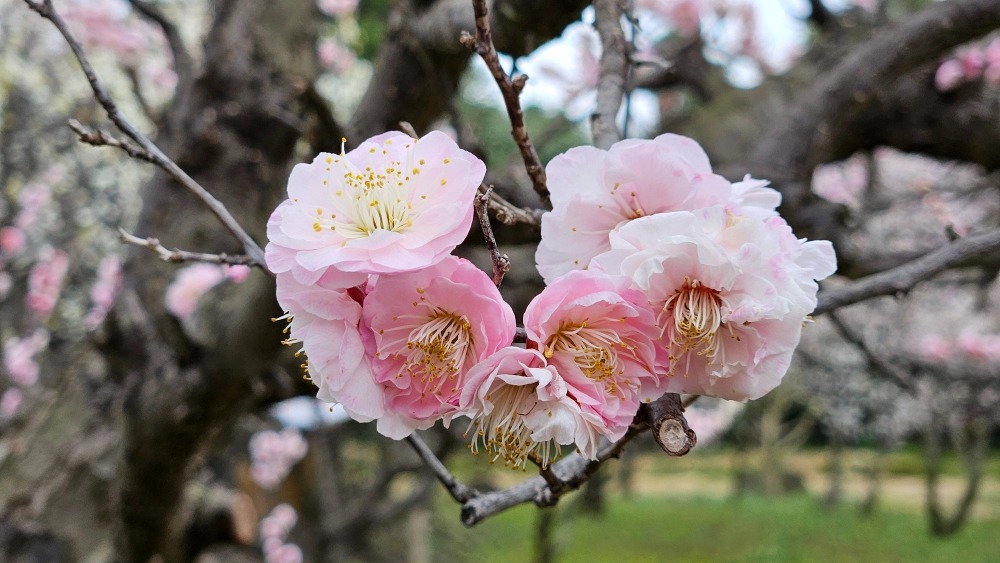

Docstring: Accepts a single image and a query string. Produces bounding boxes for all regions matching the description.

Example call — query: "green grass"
[436,492,1000,562]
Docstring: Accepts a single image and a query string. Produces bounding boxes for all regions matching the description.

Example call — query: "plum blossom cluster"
[267,131,834,469]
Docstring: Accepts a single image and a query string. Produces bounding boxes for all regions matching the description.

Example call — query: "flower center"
[337,166,414,238]
[467,383,552,469]
[659,277,725,372]
[544,321,631,395]
[402,310,473,393]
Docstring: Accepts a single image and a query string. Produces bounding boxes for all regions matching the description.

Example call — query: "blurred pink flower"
[260,503,302,563]
[536,133,747,283]
[958,49,986,80]
[165,263,226,320]
[812,155,868,206]
[0,388,23,419]
[266,131,485,286]
[916,334,954,362]
[317,0,358,17]
[318,38,356,75]
[224,264,251,283]
[276,271,382,423]
[363,256,515,439]
[984,39,1000,85]
[523,270,660,439]
[3,329,49,387]
[249,428,308,490]
[592,206,835,401]
[639,0,701,37]
[460,347,605,466]
[935,59,964,92]
[0,227,25,256]
[26,249,69,317]
[84,255,124,329]
[956,331,1000,363]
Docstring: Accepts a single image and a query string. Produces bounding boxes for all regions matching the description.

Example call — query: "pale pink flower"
[266,131,485,286]
[983,39,1000,85]
[0,227,25,256]
[14,170,57,231]
[249,428,309,490]
[916,334,954,363]
[639,0,701,37]
[592,206,835,401]
[1,388,23,419]
[260,503,302,563]
[276,271,383,423]
[682,399,743,446]
[362,256,515,439]
[535,133,776,283]
[224,264,251,283]
[318,38,356,75]
[84,255,124,329]
[958,49,986,80]
[812,155,868,206]
[26,249,69,317]
[459,347,605,467]
[3,329,49,387]
[317,0,358,17]
[935,59,964,92]
[523,270,660,439]
[164,263,226,320]
[956,331,1000,363]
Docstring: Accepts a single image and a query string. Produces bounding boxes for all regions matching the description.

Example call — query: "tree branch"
[815,226,1000,314]
[118,228,255,266]
[406,434,480,504]
[590,0,630,150]
[460,0,549,207]
[24,0,268,269]
[474,187,511,286]
[641,393,697,456]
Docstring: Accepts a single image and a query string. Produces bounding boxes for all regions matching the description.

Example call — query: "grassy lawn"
[437,492,1000,562]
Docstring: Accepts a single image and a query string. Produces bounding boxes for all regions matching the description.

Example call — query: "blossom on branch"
[535,133,777,283]
[591,206,835,401]
[363,256,515,439]
[523,270,660,438]
[459,347,604,468]
[265,131,485,286]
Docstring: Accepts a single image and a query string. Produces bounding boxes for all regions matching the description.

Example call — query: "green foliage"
[439,493,1000,562]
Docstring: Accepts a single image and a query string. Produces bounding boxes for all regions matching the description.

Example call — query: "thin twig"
[24,0,268,270]
[591,0,630,150]
[460,422,648,526]
[460,0,549,208]
[119,228,254,266]
[826,312,916,391]
[69,119,155,163]
[405,434,479,503]
[475,187,511,287]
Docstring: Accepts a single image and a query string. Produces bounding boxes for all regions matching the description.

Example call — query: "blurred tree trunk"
[859,439,890,518]
[822,430,845,509]
[925,416,991,537]
[533,506,556,563]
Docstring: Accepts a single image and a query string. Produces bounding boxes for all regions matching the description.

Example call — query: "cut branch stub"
[642,393,697,456]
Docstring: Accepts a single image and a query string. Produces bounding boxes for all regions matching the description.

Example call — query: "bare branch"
[405,434,479,504]
[475,188,511,286]
[460,422,647,526]
[815,227,1000,315]
[461,0,549,207]
[591,0,630,149]
[68,119,155,163]
[118,228,254,266]
[826,312,916,392]
[641,393,697,456]
[23,0,268,270]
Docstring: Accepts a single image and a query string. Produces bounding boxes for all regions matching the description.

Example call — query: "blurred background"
[0,0,998,561]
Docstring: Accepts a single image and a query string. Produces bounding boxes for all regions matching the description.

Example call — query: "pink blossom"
[591,206,835,401]
[249,428,309,490]
[0,227,25,256]
[224,264,251,283]
[3,330,49,387]
[984,39,1000,86]
[956,331,1000,363]
[84,255,124,329]
[265,131,485,286]
[260,504,302,563]
[639,0,701,37]
[318,38,356,75]
[958,49,986,80]
[26,249,69,317]
[317,0,358,17]
[1,388,23,419]
[916,335,954,362]
[459,347,605,467]
[14,169,57,231]
[276,271,383,423]
[682,399,743,446]
[523,270,660,439]
[363,256,515,439]
[164,263,226,320]
[935,59,964,92]
[535,133,777,283]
